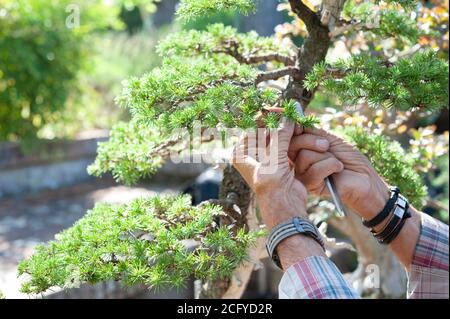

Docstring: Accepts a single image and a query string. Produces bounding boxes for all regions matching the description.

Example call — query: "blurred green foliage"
[0,0,164,145]
[182,9,241,31]
[430,155,449,222]
[177,0,255,21]
[0,0,122,143]
[37,31,164,140]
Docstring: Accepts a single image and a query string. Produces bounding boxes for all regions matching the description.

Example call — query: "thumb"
[269,117,295,157]
[277,116,296,151]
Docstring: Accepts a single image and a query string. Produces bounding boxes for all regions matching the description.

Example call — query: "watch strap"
[266,217,325,269]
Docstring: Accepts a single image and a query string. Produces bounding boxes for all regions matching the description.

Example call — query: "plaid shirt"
[279,213,449,299]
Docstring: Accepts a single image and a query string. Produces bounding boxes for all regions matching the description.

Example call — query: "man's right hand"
[289,128,391,221]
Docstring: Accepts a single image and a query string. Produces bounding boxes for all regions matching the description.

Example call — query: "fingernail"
[316,139,329,150]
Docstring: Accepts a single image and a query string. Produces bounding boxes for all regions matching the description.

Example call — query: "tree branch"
[330,18,381,39]
[245,53,296,66]
[320,0,348,31]
[216,40,296,66]
[427,197,449,213]
[255,67,301,84]
[289,0,320,31]
[285,1,347,105]
[324,66,348,79]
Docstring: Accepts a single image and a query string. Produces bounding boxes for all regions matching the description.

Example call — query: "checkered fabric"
[279,213,449,299]
[407,213,449,299]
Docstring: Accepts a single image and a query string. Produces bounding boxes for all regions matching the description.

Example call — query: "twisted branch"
[215,40,296,66]
[255,67,301,84]
[288,0,320,31]
[244,53,296,66]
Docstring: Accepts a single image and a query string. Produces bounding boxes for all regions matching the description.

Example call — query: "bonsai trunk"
[199,165,256,298]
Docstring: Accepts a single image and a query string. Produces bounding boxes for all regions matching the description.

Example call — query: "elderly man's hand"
[232,118,308,230]
[289,128,390,221]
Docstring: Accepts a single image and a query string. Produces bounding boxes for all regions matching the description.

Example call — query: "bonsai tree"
[19,0,448,298]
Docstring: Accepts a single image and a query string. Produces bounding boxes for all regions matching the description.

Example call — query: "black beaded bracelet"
[362,187,400,228]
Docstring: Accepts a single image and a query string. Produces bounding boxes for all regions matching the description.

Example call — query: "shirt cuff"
[407,213,449,299]
[278,256,359,299]
[411,213,449,271]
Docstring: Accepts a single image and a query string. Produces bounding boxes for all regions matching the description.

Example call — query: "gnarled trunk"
[199,165,256,298]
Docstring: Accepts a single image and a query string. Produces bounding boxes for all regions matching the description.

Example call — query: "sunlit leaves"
[18,194,262,294]
[158,23,290,62]
[305,51,449,111]
[0,0,123,143]
[176,0,255,20]
[340,126,428,207]
[87,121,171,185]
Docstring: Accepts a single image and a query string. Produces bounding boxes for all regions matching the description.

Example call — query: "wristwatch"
[266,217,325,269]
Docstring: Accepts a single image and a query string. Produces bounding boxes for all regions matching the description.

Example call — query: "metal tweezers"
[294,102,347,218]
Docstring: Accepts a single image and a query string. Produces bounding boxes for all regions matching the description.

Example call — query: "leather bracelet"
[373,194,411,244]
[266,217,325,269]
[362,187,400,228]
[378,211,411,245]
[372,194,407,237]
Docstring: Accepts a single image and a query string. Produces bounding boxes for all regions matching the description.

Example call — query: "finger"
[299,157,344,189]
[288,150,298,163]
[294,124,303,136]
[232,133,260,186]
[232,133,259,167]
[264,117,295,169]
[269,117,295,160]
[289,133,330,153]
[302,127,348,154]
[295,150,333,175]
[272,117,295,151]
[249,128,270,154]
[303,127,329,138]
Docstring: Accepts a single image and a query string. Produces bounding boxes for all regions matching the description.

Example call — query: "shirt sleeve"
[407,213,449,299]
[278,256,360,299]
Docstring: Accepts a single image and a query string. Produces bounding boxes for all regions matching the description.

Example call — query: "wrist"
[257,190,307,230]
[348,173,391,220]
[276,235,327,270]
